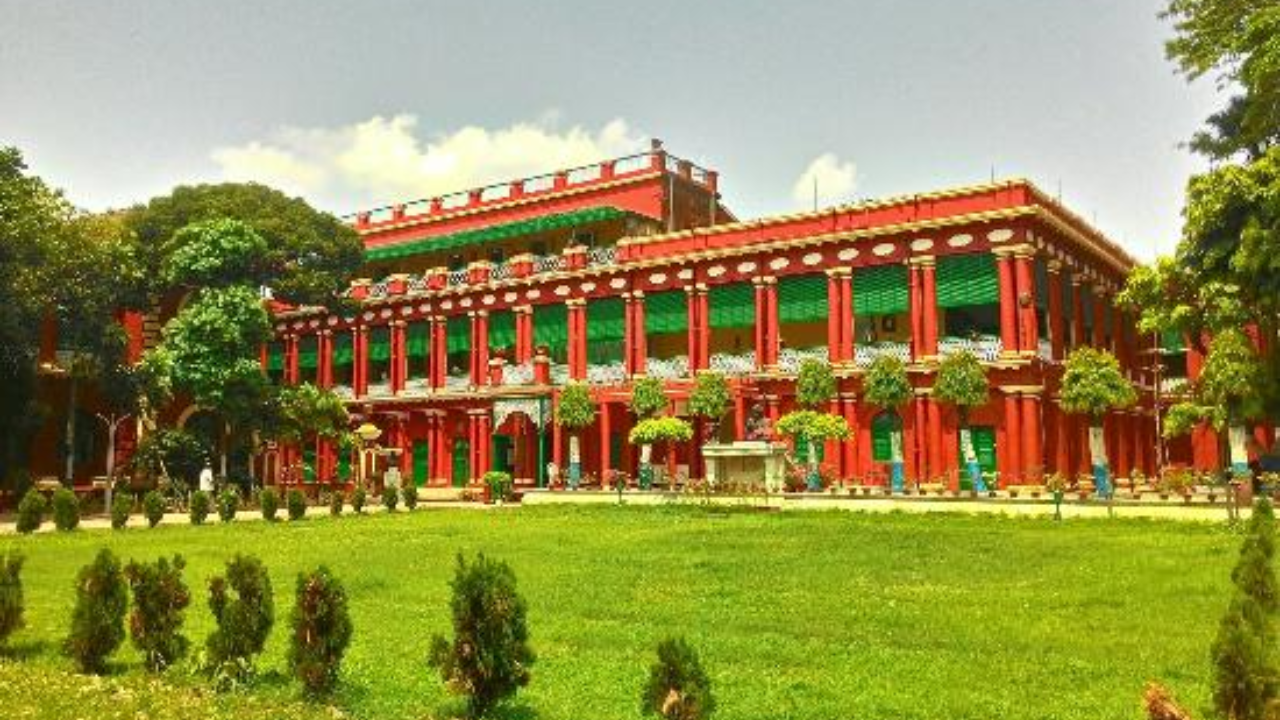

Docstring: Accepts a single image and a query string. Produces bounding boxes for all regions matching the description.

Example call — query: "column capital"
[825,267,852,277]
[907,255,935,267]
[1046,259,1063,273]
[565,297,586,307]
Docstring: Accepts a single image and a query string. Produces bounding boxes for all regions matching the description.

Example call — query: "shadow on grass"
[436,699,540,720]
[0,638,53,662]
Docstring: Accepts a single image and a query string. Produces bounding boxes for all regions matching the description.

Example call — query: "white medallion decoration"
[737,261,757,273]
[676,268,693,280]
[802,252,823,266]
[910,238,934,252]
[459,298,473,308]
[441,300,453,310]
[610,278,628,290]
[837,248,859,261]
[503,292,517,302]
[580,282,597,293]
[554,285,570,297]
[987,228,1014,243]
[526,289,541,300]
[649,272,668,284]
[400,306,413,316]
[947,233,974,248]
[361,312,374,321]
[707,265,726,278]
[327,317,338,326]
[769,257,789,270]
[482,294,496,305]
[872,243,896,257]
[308,319,320,328]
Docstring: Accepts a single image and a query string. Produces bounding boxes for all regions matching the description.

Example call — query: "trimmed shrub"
[189,491,211,526]
[65,549,128,674]
[51,487,80,532]
[288,566,353,696]
[642,637,715,720]
[429,553,535,718]
[328,491,343,517]
[381,484,399,512]
[15,489,46,534]
[1210,498,1277,720]
[0,551,24,647]
[206,554,274,682]
[124,555,191,672]
[110,493,133,530]
[259,488,280,522]
[142,490,166,528]
[217,489,239,523]
[287,489,308,521]
[351,487,367,514]
[401,484,419,511]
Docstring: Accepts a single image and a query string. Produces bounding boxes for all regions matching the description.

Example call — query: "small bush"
[351,487,367,514]
[110,493,133,530]
[125,555,191,672]
[189,491,211,526]
[142,490,166,528]
[1210,498,1276,720]
[286,488,308,521]
[15,489,46,534]
[401,485,419,511]
[206,554,274,683]
[642,637,715,720]
[65,548,128,674]
[429,553,535,718]
[51,487,80,532]
[288,566,353,696]
[0,551,24,647]
[259,488,280,522]
[382,485,399,512]
[217,489,239,523]
[328,491,343,517]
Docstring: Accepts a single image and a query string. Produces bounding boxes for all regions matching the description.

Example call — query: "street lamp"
[354,422,383,489]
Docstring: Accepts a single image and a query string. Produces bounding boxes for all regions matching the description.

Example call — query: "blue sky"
[0,0,1221,258]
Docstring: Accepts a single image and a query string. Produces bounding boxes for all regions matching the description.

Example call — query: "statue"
[744,403,771,441]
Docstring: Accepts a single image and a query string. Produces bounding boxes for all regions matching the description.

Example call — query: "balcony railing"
[708,350,756,376]
[490,262,512,282]
[647,355,689,380]
[408,276,428,293]
[445,374,471,390]
[853,342,910,367]
[366,381,393,398]
[777,347,828,374]
[1160,376,1190,395]
[447,269,468,287]
[367,281,390,300]
[503,361,535,385]
[550,363,570,385]
[586,246,617,267]
[938,336,1002,362]
[534,254,564,273]
[332,385,354,400]
[586,361,627,385]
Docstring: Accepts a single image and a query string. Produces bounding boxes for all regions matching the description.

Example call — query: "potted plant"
[688,371,731,450]
[932,351,990,492]
[1044,471,1070,521]
[775,410,850,493]
[1060,347,1137,499]
[554,383,595,490]
[483,471,512,505]
[629,416,694,491]
[863,355,913,493]
[629,377,669,490]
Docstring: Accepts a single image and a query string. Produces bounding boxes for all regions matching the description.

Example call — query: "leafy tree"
[630,376,668,420]
[642,637,716,720]
[688,372,731,431]
[1209,498,1277,720]
[127,182,363,307]
[288,566,353,696]
[554,382,595,488]
[630,417,694,490]
[863,355,913,489]
[65,549,128,674]
[429,553,535,718]
[124,555,191,672]
[270,383,350,444]
[933,351,990,490]
[796,359,836,410]
[1061,347,1137,496]
[163,218,269,290]
[0,551,24,647]
[775,410,850,490]
[206,554,274,683]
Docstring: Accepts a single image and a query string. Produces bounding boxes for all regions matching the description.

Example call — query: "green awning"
[855,264,909,316]
[937,254,998,309]
[333,333,353,365]
[369,326,391,362]
[364,206,633,262]
[645,290,687,335]
[447,316,470,353]
[779,274,827,324]
[267,342,285,372]
[587,298,625,342]
[709,282,754,329]
[534,303,568,354]
[489,310,515,350]
[407,320,430,358]
[298,336,318,370]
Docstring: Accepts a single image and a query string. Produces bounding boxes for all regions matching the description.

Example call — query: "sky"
[0,0,1223,259]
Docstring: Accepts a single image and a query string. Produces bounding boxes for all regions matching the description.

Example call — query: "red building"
[263,140,1204,491]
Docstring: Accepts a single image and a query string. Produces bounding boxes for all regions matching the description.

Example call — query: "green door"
[957,426,998,489]
[412,440,429,488]
[493,435,512,474]
[871,413,898,462]
[452,439,469,488]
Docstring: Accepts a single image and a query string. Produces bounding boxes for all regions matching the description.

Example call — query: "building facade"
[263,140,1198,491]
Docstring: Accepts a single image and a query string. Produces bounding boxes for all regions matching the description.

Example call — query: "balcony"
[647,356,689,380]
[366,381,393,398]
[777,346,828,374]
[708,350,756,376]
[853,342,910,367]
[937,336,1003,362]
[586,361,627,385]
[502,361,535,386]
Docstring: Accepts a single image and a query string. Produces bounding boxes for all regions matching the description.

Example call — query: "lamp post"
[354,422,383,489]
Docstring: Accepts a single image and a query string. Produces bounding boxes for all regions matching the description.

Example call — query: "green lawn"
[0,505,1247,719]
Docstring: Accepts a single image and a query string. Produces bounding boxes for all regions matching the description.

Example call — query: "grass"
[0,504,1249,719]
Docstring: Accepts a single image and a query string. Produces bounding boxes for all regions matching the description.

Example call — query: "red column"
[1014,251,1037,355]
[391,322,406,393]
[920,259,939,360]
[354,327,368,398]
[1020,393,1042,481]
[1053,402,1070,474]
[551,393,564,471]
[286,334,300,385]
[633,292,648,376]
[685,286,699,372]
[842,395,858,480]
[697,286,710,373]
[826,398,843,476]
[515,307,532,364]
[926,395,942,481]
[1003,391,1021,486]
[567,299,587,380]
[600,401,612,477]
[479,413,492,479]
[827,271,841,364]
[764,395,780,437]
[1092,291,1107,348]
[764,279,779,367]
[318,331,332,388]
[753,280,768,370]
[623,293,635,375]
[908,263,922,361]
[467,414,478,484]
[856,404,874,480]
[1071,278,1086,352]
[912,395,926,480]
[840,271,855,364]
[997,252,1017,356]
[1115,411,1132,479]
[734,390,747,440]
[1046,262,1065,361]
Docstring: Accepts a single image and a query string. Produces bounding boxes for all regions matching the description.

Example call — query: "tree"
[1060,347,1137,496]
[1209,498,1276,720]
[0,551,24,648]
[689,371,732,450]
[554,382,595,488]
[642,637,716,720]
[206,554,275,683]
[65,548,128,674]
[795,359,836,410]
[630,376,669,420]
[863,355,913,491]
[429,553,535,718]
[288,566,353,696]
[124,555,191,672]
[163,218,269,290]
[127,182,363,308]
[933,351,990,490]
[629,416,694,489]
[775,410,850,491]
[270,383,350,445]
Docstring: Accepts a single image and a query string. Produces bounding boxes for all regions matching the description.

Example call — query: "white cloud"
[211,115,646,213]
[791,153,858,209]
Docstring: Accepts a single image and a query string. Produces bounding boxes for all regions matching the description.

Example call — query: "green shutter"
[337,449,351,480]
[298,336,318,370]
[871,413,897,462]
[1160,330,1185,353]
[645,291,687,334]
[489,310,516,350]
[267,342,285,372]
[302,446,316,483]
[333,333,353,365]
[959,426,997,489]
[407,321,429,359]
[587,298,625,342]
[854,264,909,316]
[936,254,999,308]
[412,440,429,487]
[446,316,470,353]
[369,326,391,362]
[709,282,755,329]
[778,274,827,324]
[534,303,568,355]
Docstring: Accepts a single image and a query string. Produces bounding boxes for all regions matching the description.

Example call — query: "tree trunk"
[63,375,78,483]
[806,439,821,491]
[889,424,905,492]
[639,444,653,489]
